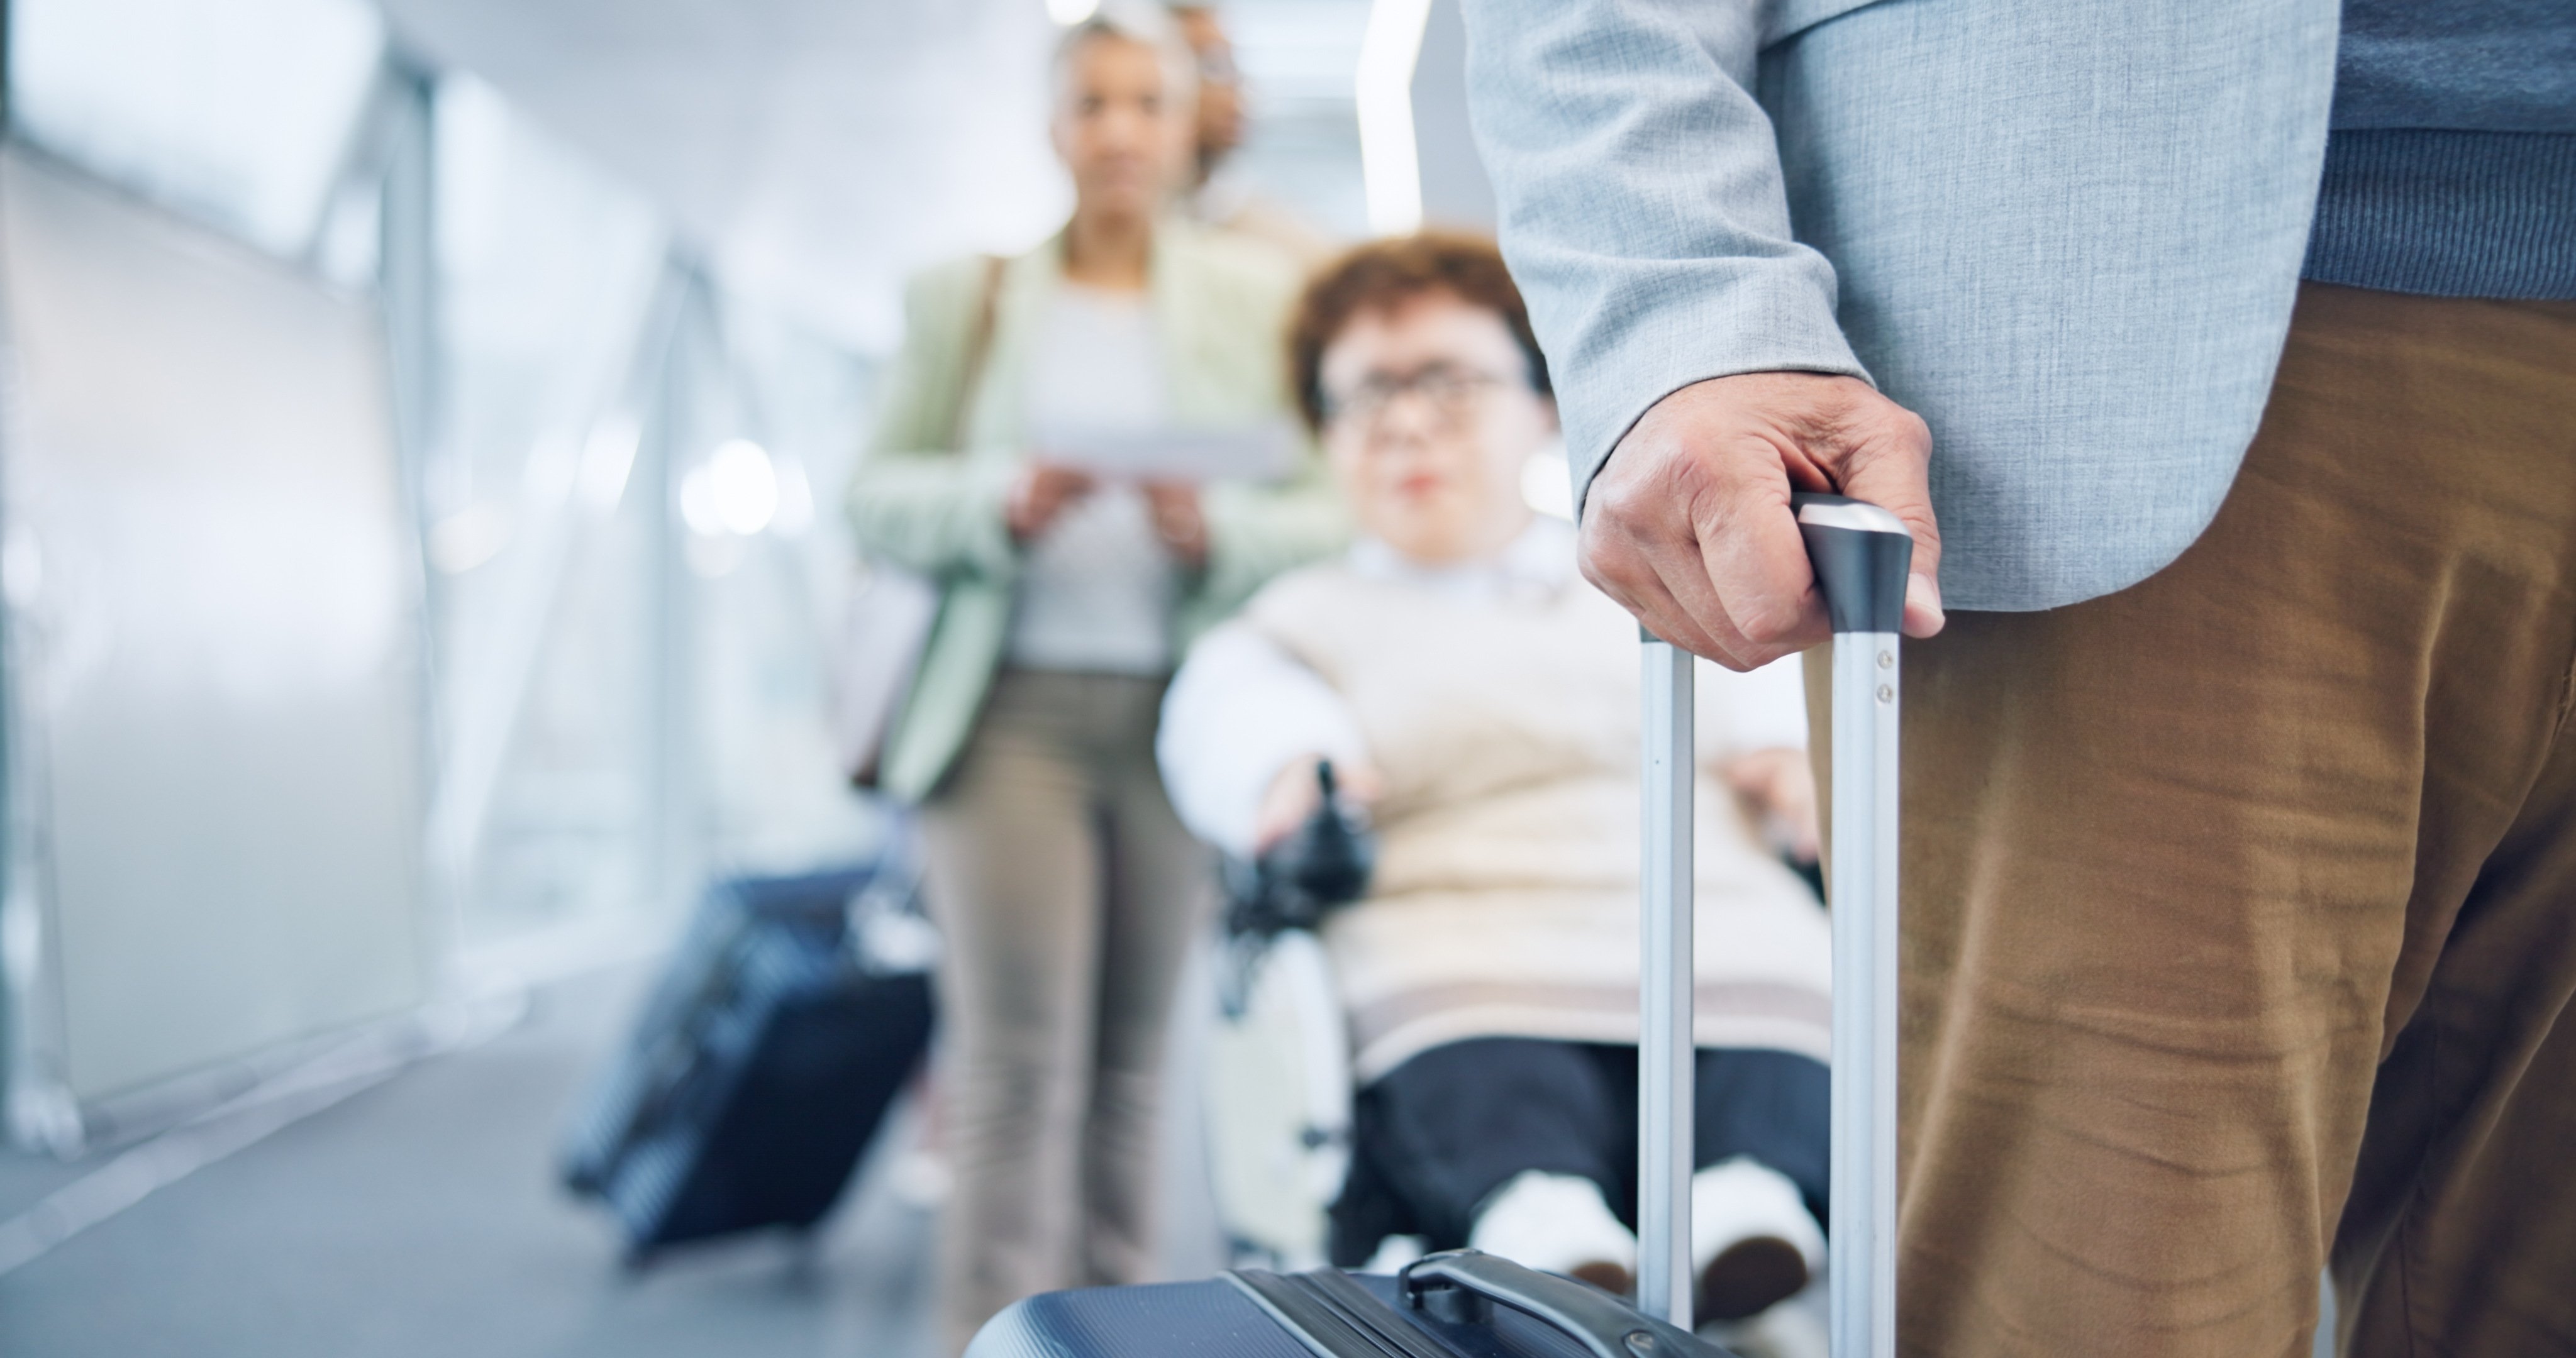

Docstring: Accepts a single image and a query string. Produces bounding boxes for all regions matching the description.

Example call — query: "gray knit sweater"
[2302,0,2576,299]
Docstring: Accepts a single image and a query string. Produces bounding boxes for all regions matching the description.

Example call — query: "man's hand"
[1006,463,1096,543]
[1580,372,1944,670]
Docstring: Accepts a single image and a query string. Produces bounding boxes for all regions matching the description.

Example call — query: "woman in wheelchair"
[1157,235,1832,1328]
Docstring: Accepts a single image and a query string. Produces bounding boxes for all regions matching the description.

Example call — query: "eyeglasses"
[1322,365,1516,427]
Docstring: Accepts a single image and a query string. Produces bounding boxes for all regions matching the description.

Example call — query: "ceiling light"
[1356,0,1431,236]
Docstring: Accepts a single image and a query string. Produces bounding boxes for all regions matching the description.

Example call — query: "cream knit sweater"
[1177,531,1833,1082]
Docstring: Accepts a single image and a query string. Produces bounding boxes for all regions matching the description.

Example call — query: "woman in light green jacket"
[846,9,1342,1350]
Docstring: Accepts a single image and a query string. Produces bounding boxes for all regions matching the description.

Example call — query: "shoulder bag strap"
[945,253,1008,449]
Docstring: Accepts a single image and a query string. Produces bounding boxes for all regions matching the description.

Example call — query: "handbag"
[833,253,1007,788]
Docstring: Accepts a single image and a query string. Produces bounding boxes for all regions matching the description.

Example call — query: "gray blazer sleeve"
[1462,0,1868,516]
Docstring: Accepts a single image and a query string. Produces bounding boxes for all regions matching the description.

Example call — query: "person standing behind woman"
[847,6,1343,1350]
[1169,3,1336,267]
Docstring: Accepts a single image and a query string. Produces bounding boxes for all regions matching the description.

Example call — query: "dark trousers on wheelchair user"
[1330,1037,1829,1322]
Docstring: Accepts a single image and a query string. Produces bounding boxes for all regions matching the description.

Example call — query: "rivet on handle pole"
[1792,492,1912,1358]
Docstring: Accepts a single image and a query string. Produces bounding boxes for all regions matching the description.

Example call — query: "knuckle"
[1579,540,1645,600]
[1591,473,1645,518]
[1577,548,1616,595]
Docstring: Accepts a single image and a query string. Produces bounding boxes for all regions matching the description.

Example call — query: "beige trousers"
[918,668,1214,1354]
[1813,285,2576,1355]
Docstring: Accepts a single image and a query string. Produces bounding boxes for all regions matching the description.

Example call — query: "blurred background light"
[1521,448,1575,522]
[771,456,816,539]
[577,416,642,511]
[677,465,724,539]
[1355,0,1430,236]
[708,439,780,537]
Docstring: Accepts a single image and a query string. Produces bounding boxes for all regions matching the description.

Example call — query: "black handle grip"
[1397,1250,1733,1358]
[1790,492,1913,636]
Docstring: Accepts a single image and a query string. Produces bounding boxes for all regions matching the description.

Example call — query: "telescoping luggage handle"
[1636,492,1910,1358]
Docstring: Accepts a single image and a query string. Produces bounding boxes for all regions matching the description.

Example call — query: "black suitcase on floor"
[976,1252,1726,1358]
[560,859,936,1265]
[966,495,1912,1358]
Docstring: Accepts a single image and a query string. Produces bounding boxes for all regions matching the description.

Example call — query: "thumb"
[1831,416,1944,639]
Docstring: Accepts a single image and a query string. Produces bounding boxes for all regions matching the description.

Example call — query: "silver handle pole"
[1794,489,1911,1358]
[1829,631,1901,1358]
[1637,634,1694,1330]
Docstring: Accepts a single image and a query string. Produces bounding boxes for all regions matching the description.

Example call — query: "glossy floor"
[0,966,940,1358]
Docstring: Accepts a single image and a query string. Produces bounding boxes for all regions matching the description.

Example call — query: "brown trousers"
[918,669,1214,1354]
[1812,284,2576,1357]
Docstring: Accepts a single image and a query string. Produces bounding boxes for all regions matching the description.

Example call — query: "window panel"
[10,0,384,257]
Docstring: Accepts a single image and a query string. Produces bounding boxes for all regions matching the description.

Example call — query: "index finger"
[1688,475,1828,666]
[1582,522,1758,667]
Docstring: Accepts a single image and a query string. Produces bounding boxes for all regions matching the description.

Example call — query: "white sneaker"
[1467,1171,1638,1295]
[1690,1157,1824,1322]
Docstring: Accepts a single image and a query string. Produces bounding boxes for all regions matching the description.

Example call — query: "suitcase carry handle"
[1635,493,1910,1355]
[1398,1250,1729,1358]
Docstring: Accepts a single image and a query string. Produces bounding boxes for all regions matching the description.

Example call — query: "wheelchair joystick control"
[1224,759,1375,940]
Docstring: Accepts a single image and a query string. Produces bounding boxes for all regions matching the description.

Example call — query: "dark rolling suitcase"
[560,858,937,1265]
[967,494,1911,1358]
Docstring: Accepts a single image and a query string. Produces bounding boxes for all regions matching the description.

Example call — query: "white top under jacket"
[1008,284,1179,675]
